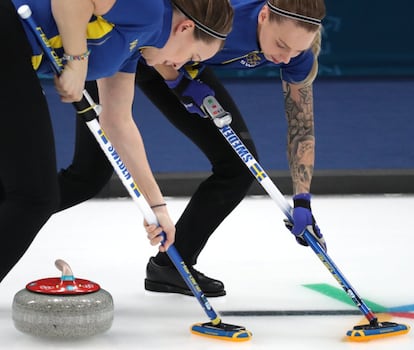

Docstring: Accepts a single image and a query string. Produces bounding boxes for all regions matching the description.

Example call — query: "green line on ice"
[303,283,388,312]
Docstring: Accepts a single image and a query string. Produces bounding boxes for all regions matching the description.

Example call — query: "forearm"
[283,81,315,194]
[101,117,165,206]
[97,73,165,206]
[51,0,94,56]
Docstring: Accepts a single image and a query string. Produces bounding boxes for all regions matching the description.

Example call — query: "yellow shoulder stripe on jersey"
[220,50,262,65]
[31,16,114,70]
[87,16,115,39]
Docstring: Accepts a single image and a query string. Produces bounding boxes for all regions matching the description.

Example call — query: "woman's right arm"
[51,0,95,102]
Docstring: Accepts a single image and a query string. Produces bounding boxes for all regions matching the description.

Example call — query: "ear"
[258,5,269,24]
[175,19,195,35]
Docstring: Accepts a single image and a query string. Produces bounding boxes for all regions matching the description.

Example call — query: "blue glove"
[165,71,214,117]
[284,193,327,252]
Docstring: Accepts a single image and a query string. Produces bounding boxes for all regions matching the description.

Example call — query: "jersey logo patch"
[240,52,262,68]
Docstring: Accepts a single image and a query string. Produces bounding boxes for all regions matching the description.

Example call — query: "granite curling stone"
[12,259,114,338]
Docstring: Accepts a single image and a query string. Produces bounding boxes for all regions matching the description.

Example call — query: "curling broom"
[201,95,410,342]
[17,4,252,341]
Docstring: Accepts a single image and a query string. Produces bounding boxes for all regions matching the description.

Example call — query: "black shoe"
[145,257,226,297]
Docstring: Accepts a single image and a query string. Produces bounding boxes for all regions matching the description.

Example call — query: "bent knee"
[59,166,113,200]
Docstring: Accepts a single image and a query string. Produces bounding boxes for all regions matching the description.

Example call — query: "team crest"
[240,52,262,67]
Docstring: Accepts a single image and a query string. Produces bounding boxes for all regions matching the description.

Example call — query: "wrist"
[63,49,91,61]
[293,193,311,208]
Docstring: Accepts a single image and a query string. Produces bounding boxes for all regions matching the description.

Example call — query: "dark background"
[43,0,414,195]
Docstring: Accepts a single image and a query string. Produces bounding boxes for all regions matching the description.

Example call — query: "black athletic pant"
[57,82,113,211]
[135,62,258,266]
[0,1,60,282]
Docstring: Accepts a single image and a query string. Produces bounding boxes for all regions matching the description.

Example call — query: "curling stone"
[12,259,114,338]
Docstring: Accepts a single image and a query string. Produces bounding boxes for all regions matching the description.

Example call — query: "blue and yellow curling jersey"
[12,0,172,80]
[203,0,315,83]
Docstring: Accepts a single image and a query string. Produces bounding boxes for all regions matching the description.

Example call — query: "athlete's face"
[257,6,317,65]
[141,20,222,69]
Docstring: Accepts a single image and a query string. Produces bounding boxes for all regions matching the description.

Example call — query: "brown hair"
[268,0,326,85]
[172,0,234,44]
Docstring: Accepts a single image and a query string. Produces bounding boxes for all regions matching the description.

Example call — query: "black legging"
[135,62,258,266]
[57,81,113,211]
[0,1,60,282]
[55,62,258,268]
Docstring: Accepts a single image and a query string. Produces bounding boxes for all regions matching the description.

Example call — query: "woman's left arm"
[282,81,315,195]
[96,72,175,250]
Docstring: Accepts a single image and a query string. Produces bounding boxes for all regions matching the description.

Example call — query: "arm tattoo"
[283,82,315,194]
